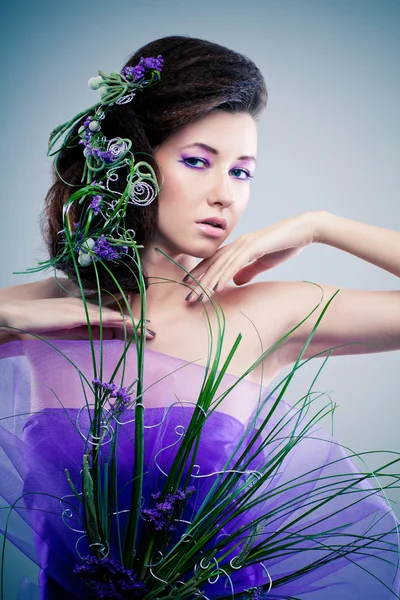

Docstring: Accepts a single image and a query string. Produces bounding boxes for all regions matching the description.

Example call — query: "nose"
[207,172,235,208]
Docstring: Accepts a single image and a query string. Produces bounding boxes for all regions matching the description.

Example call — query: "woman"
[0,35,399,599]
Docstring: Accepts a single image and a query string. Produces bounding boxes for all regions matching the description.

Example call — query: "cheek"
[156,183,184,230]
[157,175,194,217]
[156,184,176,213]
[235,193,250,217]
[157,169,184,204]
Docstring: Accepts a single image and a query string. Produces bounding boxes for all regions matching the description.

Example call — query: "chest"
[121,292,287,389]
[123,298,288,423]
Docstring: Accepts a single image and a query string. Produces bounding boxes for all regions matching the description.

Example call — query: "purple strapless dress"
[0,339,399,599]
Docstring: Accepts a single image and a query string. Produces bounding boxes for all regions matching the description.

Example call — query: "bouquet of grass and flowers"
[1,232,400,600]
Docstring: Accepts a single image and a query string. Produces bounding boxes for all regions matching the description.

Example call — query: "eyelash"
[180,157,253,181]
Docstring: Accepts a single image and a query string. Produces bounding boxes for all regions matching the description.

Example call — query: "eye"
[230,168,253,182]
[180,157,253,181]
[180,157,209,169]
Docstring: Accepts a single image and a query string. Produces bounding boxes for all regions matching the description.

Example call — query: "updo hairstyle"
[42,35,268,296]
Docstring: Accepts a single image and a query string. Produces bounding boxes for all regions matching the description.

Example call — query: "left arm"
[182,210,400,363]
[314,211,400,279]
[278,211,400,365]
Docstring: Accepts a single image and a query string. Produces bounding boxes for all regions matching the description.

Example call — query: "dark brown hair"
[42,35,268,295]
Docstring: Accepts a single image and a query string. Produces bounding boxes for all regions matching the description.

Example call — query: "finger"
[182,243,234,283]
[45,325,116,341]
[233,258,271,286]
[111,320,157,342]
[136,323,157,339]
[87,304,144,322]
[79,305,154,339]
[217,251,265,290]
[121,316,156,340]
[210,237,270,293]
[91,326,116,341]
[197,251,258,300]
[83,323,156,341]
[87,312,134,328]
[186,242,248,303]
[109,327,156,340]
[87,308,152,334]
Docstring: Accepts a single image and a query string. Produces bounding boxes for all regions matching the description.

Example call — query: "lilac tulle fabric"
[0,339,399,599]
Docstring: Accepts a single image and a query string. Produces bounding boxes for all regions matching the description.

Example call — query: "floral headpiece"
[27,56,164,275]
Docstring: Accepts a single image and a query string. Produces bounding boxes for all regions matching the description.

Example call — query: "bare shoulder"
[223,279,337,318]
[222,279,298,314]
[207,280,305,378]
[218,279,299,339]
[220,278,339,346]
[0,275,80,302]
[223,279,358,369]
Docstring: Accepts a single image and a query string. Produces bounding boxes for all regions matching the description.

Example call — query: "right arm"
[0,278,67,344]
[0,277,154,345]
[0,276,77,300]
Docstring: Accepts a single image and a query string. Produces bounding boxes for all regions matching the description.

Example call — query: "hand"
[183,212,319,303]
[1,297,155,341]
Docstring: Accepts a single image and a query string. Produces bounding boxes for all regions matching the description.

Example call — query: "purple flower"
[91,180,105,189]
[116,387,130,402]
[104,383,118,394]
[141,55,164,71]
[93,379,118,395]
[121,65,145,81]
[142,486,196,532]
[79,117,117,165]
[80,142,115,164]
[110,386,132,414]
[89,195,103,215]
[60,227,83,251]
[93,235,120,261]
[93,148,114,164]
[92,379,132,413]
[121,55,164,81]
[73,556,147,599]
[92,235,128,262]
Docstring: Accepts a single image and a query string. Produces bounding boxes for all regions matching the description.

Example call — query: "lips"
[196,217,227,230]
[196,223,225,237]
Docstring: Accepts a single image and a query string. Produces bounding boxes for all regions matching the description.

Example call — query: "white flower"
[88,76,104,90]
[78,238,96,267]
[99,85,109,98]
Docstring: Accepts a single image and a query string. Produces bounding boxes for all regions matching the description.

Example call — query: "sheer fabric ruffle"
[0,340,399,599]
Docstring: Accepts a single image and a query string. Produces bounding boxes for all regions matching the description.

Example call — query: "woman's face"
[152,110,258,258]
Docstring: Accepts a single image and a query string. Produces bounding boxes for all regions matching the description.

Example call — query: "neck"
[128,242,198,316]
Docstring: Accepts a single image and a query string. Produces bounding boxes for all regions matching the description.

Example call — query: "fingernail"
[146,328,156,336]
[196,293,204,303]
[185,291,193,302]
[183,274,190,282]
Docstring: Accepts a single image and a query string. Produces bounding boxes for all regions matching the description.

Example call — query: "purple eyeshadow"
[179,154,254,179]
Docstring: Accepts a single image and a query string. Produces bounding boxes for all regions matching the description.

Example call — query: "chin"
[186,240,224,258]
[159,230,226,258]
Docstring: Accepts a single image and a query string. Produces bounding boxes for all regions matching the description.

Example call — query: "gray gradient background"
[0,0,399,594]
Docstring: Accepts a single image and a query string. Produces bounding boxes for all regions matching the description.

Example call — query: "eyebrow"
[180,142,257,163]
